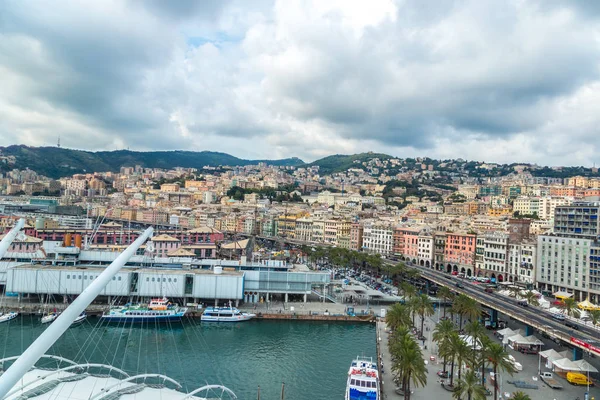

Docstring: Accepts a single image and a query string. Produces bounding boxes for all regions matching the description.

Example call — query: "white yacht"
[0,312,18,323]
[201,304,255,322]
[71,312,86,326]
[345,356,379,400]
[41,312,60,324]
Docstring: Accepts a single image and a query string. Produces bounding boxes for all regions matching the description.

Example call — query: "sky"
[1,0,600,166]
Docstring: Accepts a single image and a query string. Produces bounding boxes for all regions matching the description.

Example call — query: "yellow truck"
[566,372,594,386]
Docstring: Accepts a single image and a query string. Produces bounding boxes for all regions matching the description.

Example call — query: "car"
[565,320,579,330]
[517,299,528,307]
[455,282,464,288]
[484,287,494,293]
[552,313,566,321]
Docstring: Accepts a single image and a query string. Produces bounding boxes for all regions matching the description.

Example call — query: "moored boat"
[71,312,87,326]
[101,297,187,323]
[345,356,379,400]
[0,312,19,323]
[201,304,255,322]
[41,312,60,324]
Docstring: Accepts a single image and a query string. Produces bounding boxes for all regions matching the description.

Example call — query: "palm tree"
[408,296,420,327]
[464,320,485,353]
[438,286,454,318]
[433,319,455,373]
[562,297,581,318]
[453,370,486,400]
[524,291,539,307]
[507,285,521,298]
[461,297,482,327]
[390,330,428,400]
[400,282,417,300]
[485,342,516,400]
[416,294,434,335]
[510,391,532,400]
[441,332,471,387]
[589,309,600,327]
[387,303,411,332]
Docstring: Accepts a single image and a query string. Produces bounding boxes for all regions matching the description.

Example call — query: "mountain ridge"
[0,145,304,179]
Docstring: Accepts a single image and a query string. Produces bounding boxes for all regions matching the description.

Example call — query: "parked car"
[455,282,464,288]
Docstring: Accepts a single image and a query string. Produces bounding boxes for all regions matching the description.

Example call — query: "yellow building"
[487,206,513,217]
[160,183,181,192]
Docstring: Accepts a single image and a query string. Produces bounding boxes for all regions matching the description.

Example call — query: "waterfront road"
[394,261,600,355]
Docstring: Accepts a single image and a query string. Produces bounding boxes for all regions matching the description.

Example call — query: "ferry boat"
[345,356,379,400]
[201,304,255,322]
[0,312,19,323]
[101,297,188,323]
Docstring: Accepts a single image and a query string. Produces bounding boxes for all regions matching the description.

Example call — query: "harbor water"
[0,316,376,400]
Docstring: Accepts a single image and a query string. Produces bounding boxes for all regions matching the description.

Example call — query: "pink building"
[444,232,477,274]
[151,234,180,257]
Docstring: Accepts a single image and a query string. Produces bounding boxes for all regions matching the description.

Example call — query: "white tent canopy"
[553,358,580,371]
[496,328,515,336]
[573,359,599,373]
[506,334,528,345]
[502,330,524,344]
[539,349,566,362]
[523,335,544,346]
[460,335,483,351]
[553,291,573,299]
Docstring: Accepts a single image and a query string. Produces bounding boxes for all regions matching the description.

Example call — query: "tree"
[485,342,516,400]
[390,329,428,400]
[524,291,539,307]
[441,332,471,387]
[561,297,581,319]
[387,303,411,332]
[415,294,434,335]
[453,370,486,400]
[510,391,532,400]
[433,319,455,374]
[437,286,454,318]
[461,297,482,327]
[507,285,521,298]
[589,309,600,327]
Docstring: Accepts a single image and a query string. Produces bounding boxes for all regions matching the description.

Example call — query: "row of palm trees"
[388,290,533,400]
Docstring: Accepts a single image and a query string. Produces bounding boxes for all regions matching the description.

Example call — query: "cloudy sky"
[1,1,599,166]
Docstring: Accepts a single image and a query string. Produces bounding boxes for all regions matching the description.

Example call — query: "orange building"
[443,232,477,272]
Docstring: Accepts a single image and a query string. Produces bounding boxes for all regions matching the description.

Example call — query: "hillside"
[0,146,304,179]
[304,152,393,174]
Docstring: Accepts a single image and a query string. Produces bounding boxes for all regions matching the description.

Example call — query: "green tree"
[485,342,516,400]
[510,391,532,400]
[415,294,434,335]
[440,332,471,387]
[524,291,539,307]
[390,330,428,400]
[453,370,486,400]
[437,286,454,318]
[387,303,411,332]
[561,297,581,318]
[589,309,600,326]
[433,319,455,374]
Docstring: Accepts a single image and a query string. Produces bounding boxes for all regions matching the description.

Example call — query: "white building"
[536,235,595,302]
[507,241,537,285]
[417,234,434,265]
[362,224,394,256]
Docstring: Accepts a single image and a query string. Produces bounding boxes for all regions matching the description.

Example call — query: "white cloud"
[1,0,600,166]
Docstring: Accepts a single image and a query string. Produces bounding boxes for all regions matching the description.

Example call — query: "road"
[401,261,600,357]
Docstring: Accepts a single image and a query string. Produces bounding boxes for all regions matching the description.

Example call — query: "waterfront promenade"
[378,312,600,400]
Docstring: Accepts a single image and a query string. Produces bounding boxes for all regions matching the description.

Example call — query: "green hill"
[304,152,393,174]
[0,145,304,179]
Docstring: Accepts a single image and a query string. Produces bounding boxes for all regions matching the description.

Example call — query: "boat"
[41,312,60,324]
[100,297,188,323]
[71,312,87,326]
[201,303,255,322]
[345,356,379,400]
[0,312,18,323]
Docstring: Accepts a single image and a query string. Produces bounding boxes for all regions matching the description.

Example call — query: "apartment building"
[295,218,314,242]
[536,202,600,302]
[444,232,476,275]
[362,224,394,256]
[417,233,434,267]
[508,240,537,286]
[477,232,509,282]
[350,223,363,251]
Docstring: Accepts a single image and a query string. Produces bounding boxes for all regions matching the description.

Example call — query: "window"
[146,277,149,282]
[152,278,155,282]
[67,274,70,279]
[118,277,122,281]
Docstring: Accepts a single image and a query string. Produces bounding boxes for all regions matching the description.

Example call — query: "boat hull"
[0,313,18,323]
[201,314,255,322]
[101,315,186,323]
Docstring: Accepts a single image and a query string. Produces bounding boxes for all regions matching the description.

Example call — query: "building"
[478,232,509,282]
[362,224,394,256]
[508,240,537,286]
[350,223,363,251]
[553,202,600,238]
[443,232,477,276]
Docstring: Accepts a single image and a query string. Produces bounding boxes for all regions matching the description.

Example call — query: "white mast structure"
[0,218,25,260]
[0,226,154,399]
